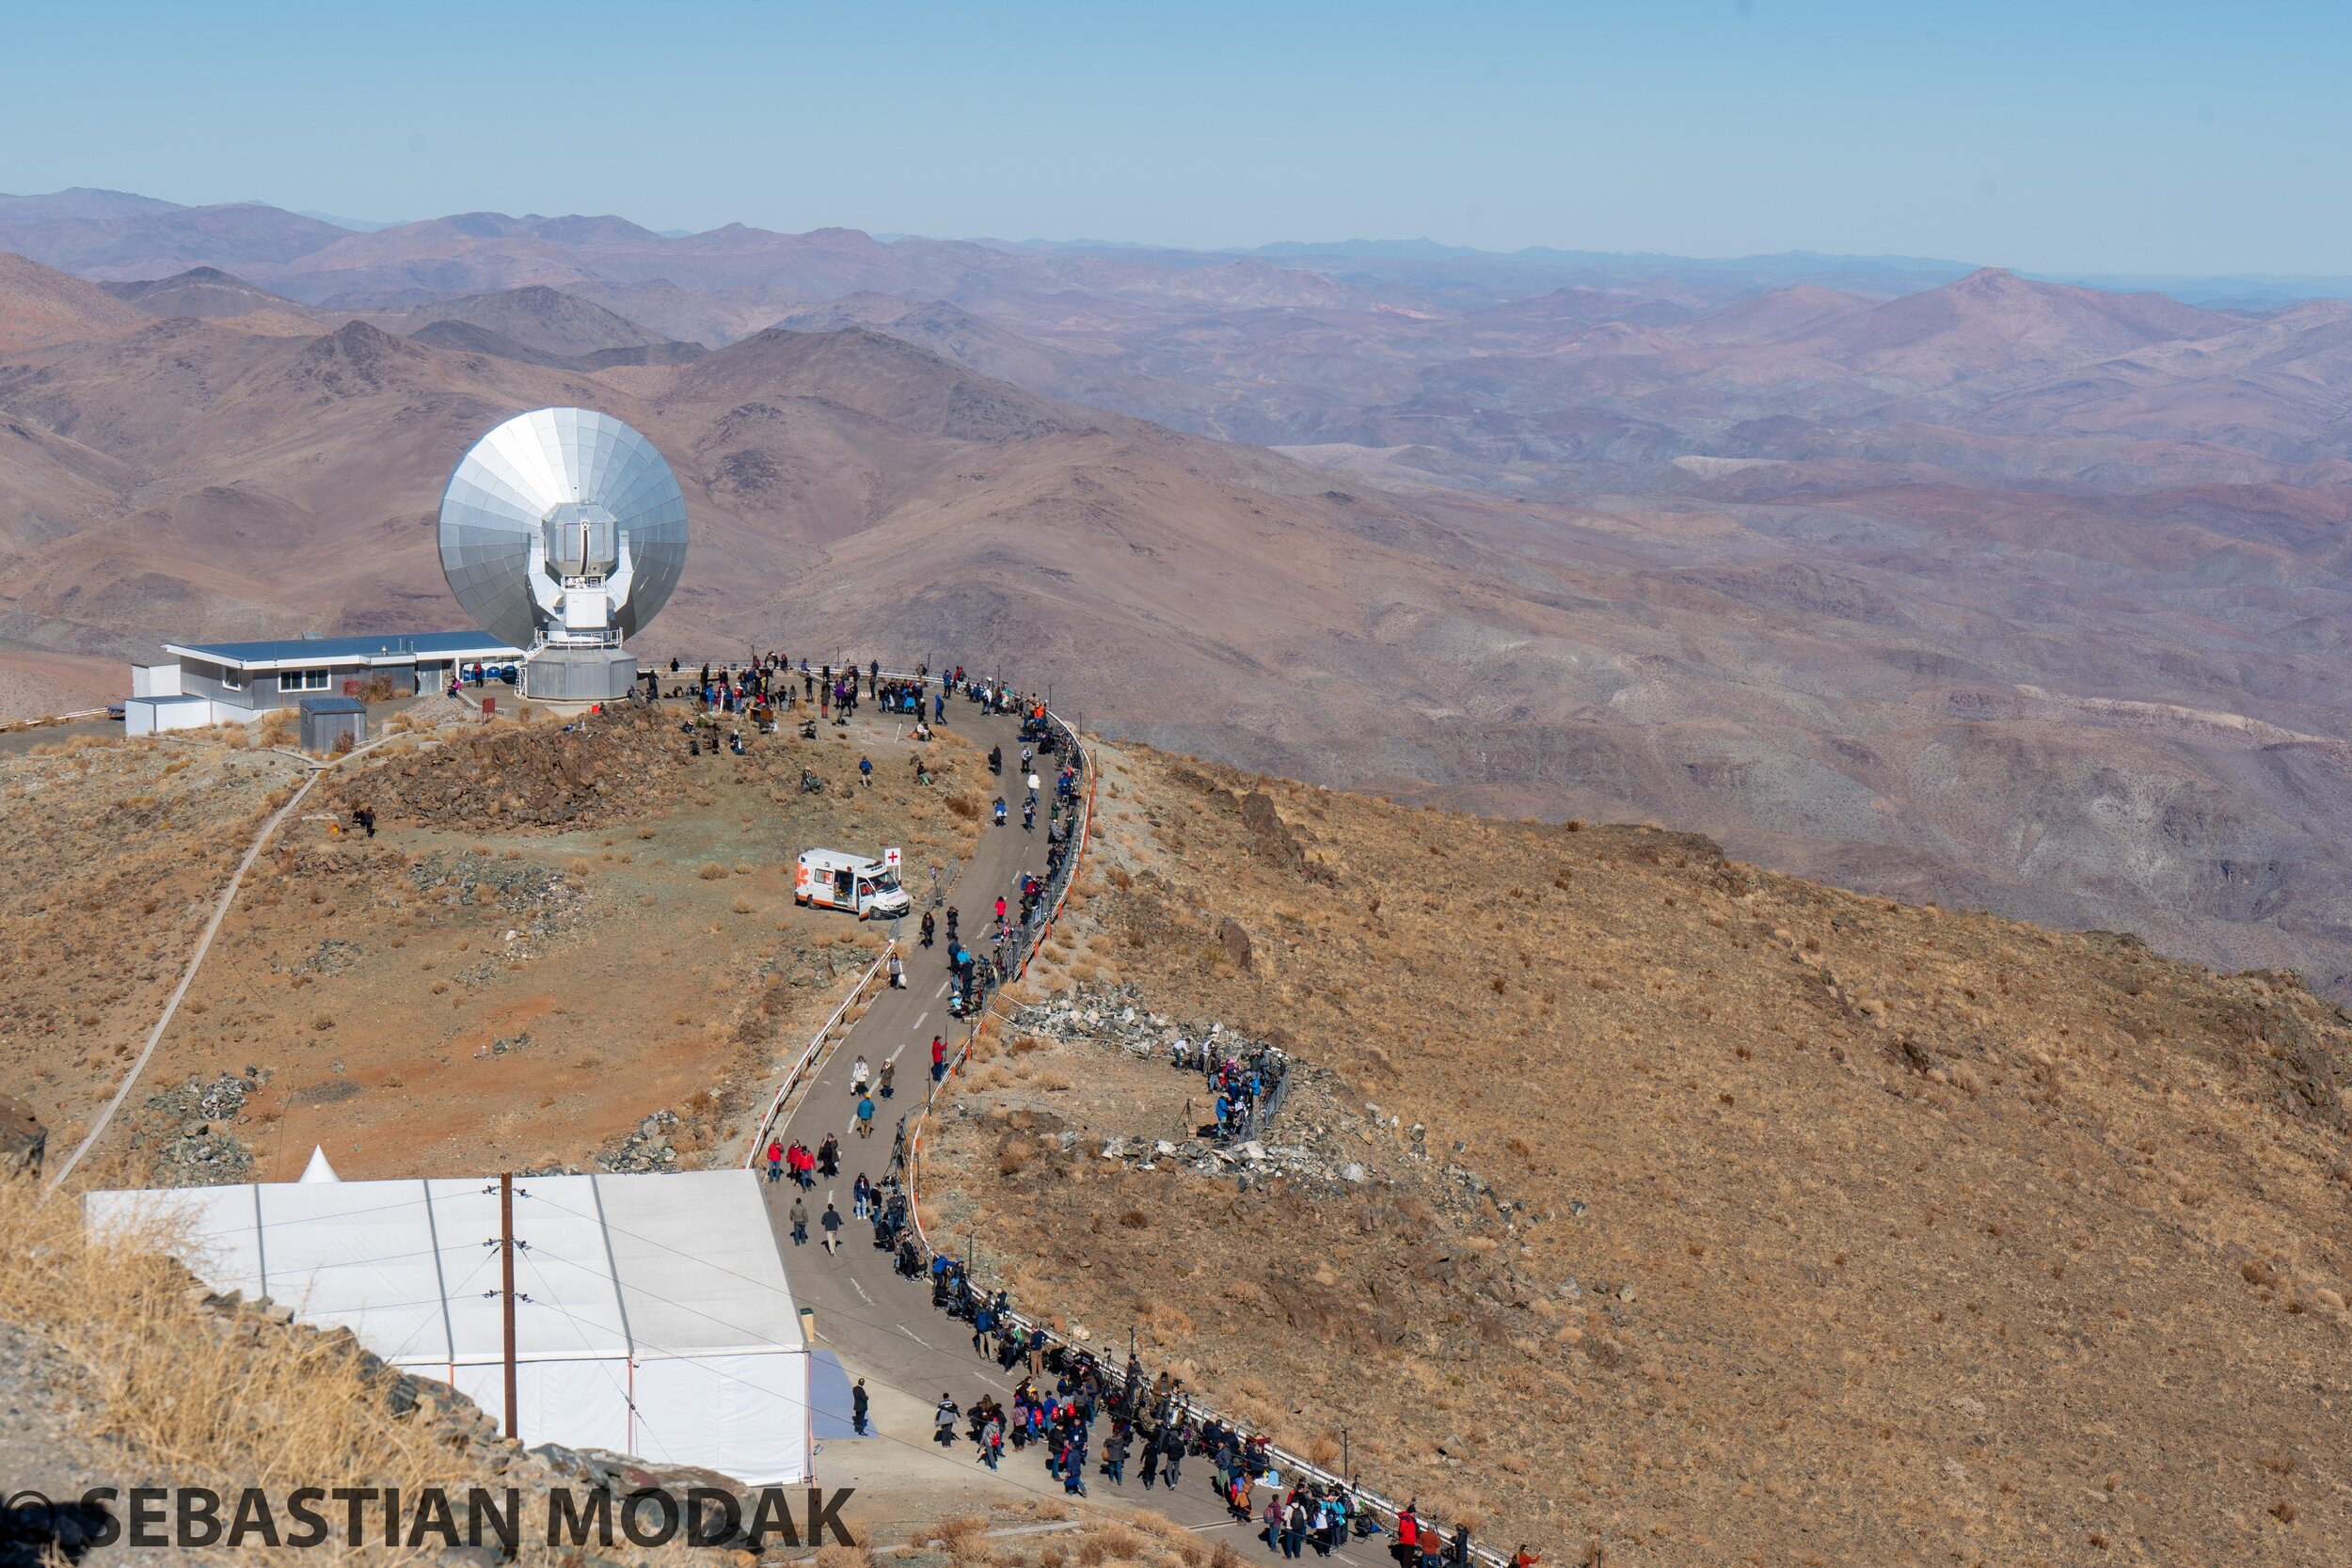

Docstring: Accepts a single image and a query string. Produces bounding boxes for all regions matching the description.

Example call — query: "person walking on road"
[878,1059,896,1099]
[850,1054,870,1097]
[920,910,935,947]
[765,1138,783,1183]
[934,1394,960,1447]
[850,1378,870,1436]
[788,1196,808,1245]
[821,1200,844,1253]
[1104,1425,1131,1485]
[856,1093,876,1137]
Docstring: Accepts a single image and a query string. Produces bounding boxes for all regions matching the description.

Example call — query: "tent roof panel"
[83,1170,798,1368]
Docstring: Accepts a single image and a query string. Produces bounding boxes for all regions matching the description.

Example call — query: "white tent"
[84,1168,811,1483]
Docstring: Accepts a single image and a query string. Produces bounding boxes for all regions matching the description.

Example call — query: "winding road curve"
[755,704,1405,1567]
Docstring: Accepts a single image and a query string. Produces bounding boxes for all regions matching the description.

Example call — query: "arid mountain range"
[4,190,2352,999]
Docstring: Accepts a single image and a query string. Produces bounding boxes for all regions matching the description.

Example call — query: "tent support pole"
[501,1172,517,1441]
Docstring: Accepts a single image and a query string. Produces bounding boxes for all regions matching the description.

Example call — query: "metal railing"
[740,942,894,1167]
[739,660,1060,1168]
[892,704,1519,1568]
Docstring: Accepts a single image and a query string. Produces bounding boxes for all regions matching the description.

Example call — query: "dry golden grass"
[0,1179,471,1539]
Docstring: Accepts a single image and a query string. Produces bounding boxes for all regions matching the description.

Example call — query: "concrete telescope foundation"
[523,645,638,704]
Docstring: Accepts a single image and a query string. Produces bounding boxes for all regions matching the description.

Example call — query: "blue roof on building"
[164,630,522,667]
[298,696,369,715]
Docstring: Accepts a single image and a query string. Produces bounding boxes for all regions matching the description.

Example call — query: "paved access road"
[755,704,1400,1566]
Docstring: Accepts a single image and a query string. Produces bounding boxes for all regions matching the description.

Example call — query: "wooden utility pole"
[500,1172,518,1441]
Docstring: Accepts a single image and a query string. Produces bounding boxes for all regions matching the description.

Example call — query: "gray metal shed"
[298,695,367,753]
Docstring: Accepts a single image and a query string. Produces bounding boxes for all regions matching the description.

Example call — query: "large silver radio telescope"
[438,407,687,701]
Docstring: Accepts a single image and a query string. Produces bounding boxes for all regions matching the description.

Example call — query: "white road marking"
[934,980,949,998]
[897,1323,932,1350]
[903,1019,923,1039]
[849,1276,874,1305]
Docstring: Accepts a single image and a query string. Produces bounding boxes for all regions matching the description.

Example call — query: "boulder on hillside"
[1,1094,47,1180]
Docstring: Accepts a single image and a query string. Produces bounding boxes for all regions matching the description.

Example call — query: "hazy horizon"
[11,1,2352,277]
[18,185,2352,299]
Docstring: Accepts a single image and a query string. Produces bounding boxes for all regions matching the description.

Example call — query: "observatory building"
[439,407,689,704]
[119,407,677,732]
[126,628,524,733]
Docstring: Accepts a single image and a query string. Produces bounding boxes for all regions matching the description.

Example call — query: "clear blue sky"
[8,0,2347,275]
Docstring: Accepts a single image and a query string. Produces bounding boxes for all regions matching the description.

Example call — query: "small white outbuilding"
[85,1166,811,1483]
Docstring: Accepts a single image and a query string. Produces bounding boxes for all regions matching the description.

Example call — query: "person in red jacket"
[765,1138,784,1184]
[1394,1507,1419,1568]
[931,1035,948,1084]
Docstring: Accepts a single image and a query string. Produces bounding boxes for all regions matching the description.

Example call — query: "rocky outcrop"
[0,1094,44,1180]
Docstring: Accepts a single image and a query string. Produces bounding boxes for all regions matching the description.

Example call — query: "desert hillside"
[2,704,985,1188]
[918,742,2352,1564]
[8,244,2352,1017]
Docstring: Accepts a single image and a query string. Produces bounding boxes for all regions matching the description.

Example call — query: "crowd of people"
[720,664,1526,1568]
[1168,1031,1290,1141]
[912,1310,1504,1568]
[638,654,1080,772]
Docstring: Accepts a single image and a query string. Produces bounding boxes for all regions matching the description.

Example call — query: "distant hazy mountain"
[9,199,2352,1003]
[294,209,405,233]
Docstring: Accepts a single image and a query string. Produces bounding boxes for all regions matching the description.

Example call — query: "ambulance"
[794,846,911,919]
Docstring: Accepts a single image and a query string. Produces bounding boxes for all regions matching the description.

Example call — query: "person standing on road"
[888,951,905,989]
[934,1394,960,1447]
[920,910,935,947]
[853,1171,871,1218]
[851,1377,870,1435]
[821,1200,844,1253]
[931,1036,947,1084]
[765,1138,783,1183]
[972,1297,996,1357]
[850,1055,870,1097]
[788,1196,808,1245]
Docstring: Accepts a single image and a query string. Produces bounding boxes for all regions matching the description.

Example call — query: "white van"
[795,847,910,920]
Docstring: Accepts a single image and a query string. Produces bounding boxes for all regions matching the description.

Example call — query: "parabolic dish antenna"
[437,406,689,655]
